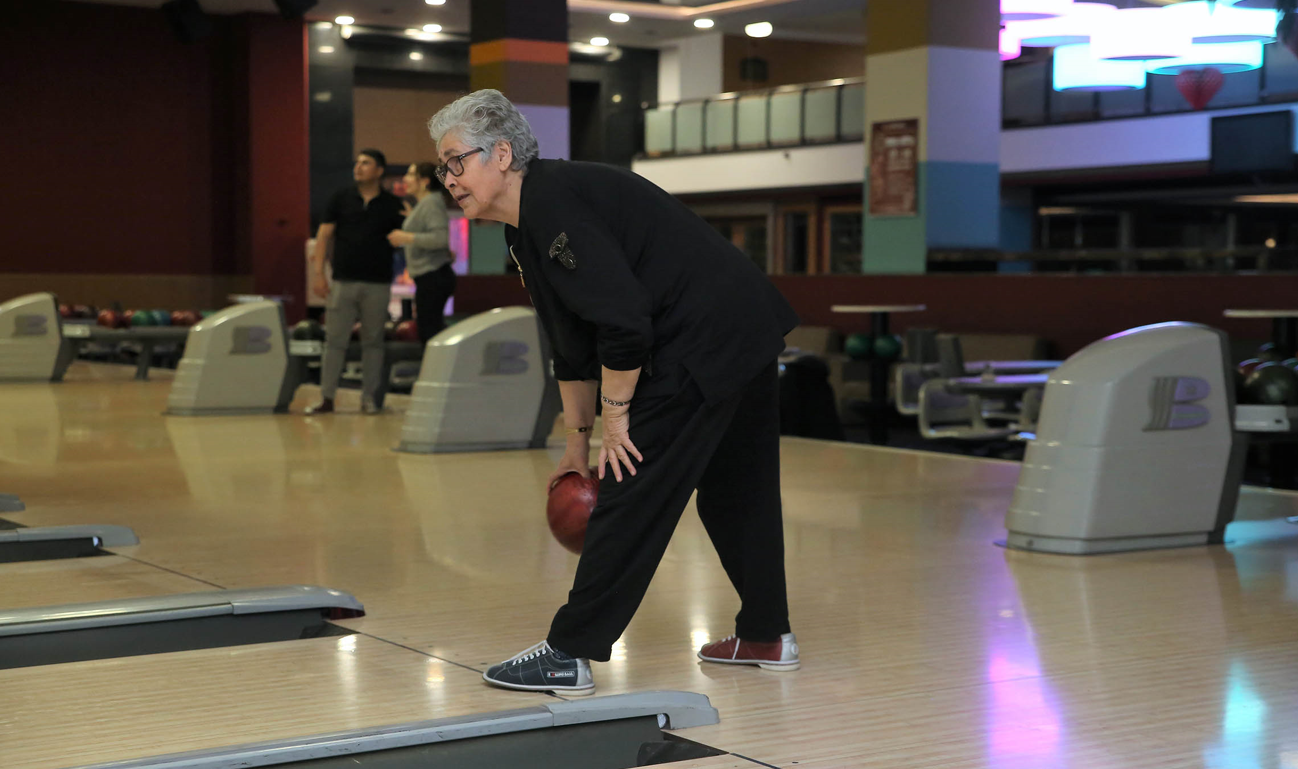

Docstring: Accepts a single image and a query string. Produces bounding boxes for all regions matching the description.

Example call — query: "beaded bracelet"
[601,394,631,408]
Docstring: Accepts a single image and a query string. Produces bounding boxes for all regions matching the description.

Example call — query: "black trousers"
[413,264,457,345]
[547,361,791,662]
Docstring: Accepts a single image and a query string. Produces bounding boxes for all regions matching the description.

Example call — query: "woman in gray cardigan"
[388,162,456,343]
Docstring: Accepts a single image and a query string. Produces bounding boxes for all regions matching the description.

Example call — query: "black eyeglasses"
[435,148,484,184]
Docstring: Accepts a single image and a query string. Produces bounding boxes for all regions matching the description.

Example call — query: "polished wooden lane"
[0,556,215,610]
[0,635,549,769]
[3,363,1298,768]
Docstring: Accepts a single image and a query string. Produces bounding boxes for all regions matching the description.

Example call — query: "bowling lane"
[7,363,1298,768]
[0,556,216,610]
[1,634,548,769]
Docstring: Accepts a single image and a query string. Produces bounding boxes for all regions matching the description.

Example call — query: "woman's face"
[402,164,421,195]
[437,132,506,221]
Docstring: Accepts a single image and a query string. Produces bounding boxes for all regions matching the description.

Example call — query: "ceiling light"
[1007,2,1115,47]
[1000,28,1022,61]
[426,0,446,4]
[314,21,332,29]
[1162,1,1278,44]
[1090,8,1192,60]
[1146,40,1264,75]
[694,18,715,29]
[423,24,442,33]
[334,15,354,25]
[610,12,629,23]
[340,26,353,39]
[591,36,609,46]
[612,93,623,103]
[410,51,424,60]
[1235,195,1298,203]
[318,45,335,53]
[745,22,773,38]
[1053,43,1147,91]
[405,28,421,35]
[1002,0,1074,22]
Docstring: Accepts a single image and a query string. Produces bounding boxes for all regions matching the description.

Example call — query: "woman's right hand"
[313,274,329,300]
[548,446,592,490]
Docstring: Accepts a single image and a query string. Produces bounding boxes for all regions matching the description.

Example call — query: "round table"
[831,304,928,445]
[1223,309,1298,357]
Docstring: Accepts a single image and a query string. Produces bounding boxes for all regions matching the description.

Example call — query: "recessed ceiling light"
[610,12,629,23]
[423,24,442,33]
[410,51,424,60]
[340,25,353,39]
[591,36,609,46]
[694,18,714,29]
[334,15,354,25]
[612,93,623,103]
[318,45,335,53]
[426,0,445,4]
[745,21,773,38]
[315,21,332,29]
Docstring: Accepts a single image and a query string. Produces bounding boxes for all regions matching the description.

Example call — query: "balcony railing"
[1004,42,1298,127]
[641,77,865,158]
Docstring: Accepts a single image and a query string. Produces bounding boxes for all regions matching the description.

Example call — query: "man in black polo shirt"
[307,148,405,415]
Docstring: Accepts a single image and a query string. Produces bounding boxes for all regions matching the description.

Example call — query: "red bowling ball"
[546,470,598,555]
[394,320,419,343]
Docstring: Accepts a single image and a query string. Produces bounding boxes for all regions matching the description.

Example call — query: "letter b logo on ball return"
[480,340,529,375]
[14,314,48,337]
[1144,376,1210,431]
[229,326,273,355]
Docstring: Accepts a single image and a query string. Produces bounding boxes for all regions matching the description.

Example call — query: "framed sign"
[868,119,919,217]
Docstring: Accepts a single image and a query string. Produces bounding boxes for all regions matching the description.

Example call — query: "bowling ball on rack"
[58,304,72,319]
[1257,342,1284,362]
[97,309,122,329]
[844,333,873,361]
[394,320,419,343]
[290,320,325,341]
[151,310,171,326]
[872,334,903,361]
[546,470,598,555]
[1244,361,1298,406]
[1238,358,1266,378]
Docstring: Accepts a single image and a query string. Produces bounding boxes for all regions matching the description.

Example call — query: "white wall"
[659,33,724,102]
[632,143,865,195]
[658,48,681,104]
[1002,102,1298,174]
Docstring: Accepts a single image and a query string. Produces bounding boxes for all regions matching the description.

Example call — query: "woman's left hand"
[388,230,414,247]
[598,404,643,482]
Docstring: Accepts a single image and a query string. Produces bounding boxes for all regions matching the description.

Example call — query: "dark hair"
[358,148,387,169]
[415,162,439,191]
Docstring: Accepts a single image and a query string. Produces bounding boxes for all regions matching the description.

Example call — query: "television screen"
[1211,111,1294,174]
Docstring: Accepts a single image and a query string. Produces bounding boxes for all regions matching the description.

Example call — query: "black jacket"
[504,159,799,404]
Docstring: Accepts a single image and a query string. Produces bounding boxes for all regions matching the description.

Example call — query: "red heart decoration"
[1176,67,1225,110]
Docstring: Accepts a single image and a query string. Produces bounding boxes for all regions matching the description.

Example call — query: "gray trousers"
[321,280,391,401]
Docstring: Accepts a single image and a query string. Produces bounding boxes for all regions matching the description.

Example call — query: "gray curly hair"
[427,89,539,172]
